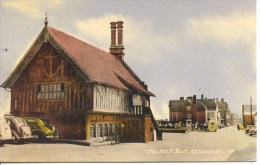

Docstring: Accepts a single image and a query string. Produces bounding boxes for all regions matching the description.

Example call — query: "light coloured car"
[249,125,257,136]
[4,114,32,143]
[0,117,13,146]
[207,120,218,132]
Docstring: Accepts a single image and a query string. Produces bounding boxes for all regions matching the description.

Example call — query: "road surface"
[0,126,256,162]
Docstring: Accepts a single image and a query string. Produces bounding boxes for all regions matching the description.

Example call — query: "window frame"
[37,83,65,101]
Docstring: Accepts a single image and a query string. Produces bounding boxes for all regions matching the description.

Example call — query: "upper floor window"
[37,83,65,100]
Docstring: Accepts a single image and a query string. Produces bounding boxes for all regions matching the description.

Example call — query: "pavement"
[0,126,257,162]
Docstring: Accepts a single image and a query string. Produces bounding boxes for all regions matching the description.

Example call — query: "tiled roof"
[201,99,216,110]
[48,26,154,96]
[169,100,191,111]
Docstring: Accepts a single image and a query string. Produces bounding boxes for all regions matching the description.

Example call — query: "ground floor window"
[90,122,118,138]
[90,123,96,138]
[96,124,102,137]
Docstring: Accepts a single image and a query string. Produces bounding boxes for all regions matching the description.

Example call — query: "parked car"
[237,124,244,130]
[244,125,250,134]
[218,124,225,129]
[207,120,218,132]
[23,117,58,142]
[249,125,257,136]
[4,114,32,143]
[0,117,13,146]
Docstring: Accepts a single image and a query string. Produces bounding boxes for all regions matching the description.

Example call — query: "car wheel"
[0,141,4,146]
[11,132,20,144]
[32,132,39,142]
[19,139,25,144]
[37,132,46,143]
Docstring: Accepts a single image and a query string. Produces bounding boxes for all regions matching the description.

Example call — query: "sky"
[0,0,257,119]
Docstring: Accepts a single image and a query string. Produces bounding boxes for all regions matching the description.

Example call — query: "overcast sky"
[0,0,257,119]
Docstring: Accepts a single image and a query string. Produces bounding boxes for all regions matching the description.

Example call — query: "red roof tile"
[48,26,154,96]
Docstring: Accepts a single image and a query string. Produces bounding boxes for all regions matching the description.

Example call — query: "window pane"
[45,85,48,92]
[61,92,64,99]
[53,84,57,91]
[41,85,45,92]
[49,84,52,91]
[61,83,65,92]
[57,84,61,92]
[53,92,57,99]
[48,93,52,99]
[56,92,60,99]
[45,93,48,99]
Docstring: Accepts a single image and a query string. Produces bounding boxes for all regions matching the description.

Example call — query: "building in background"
[169,95,237,127]
[215,98,231,126]
[169,95,209,126]
[230,113,241,126]
[242,105,257,126]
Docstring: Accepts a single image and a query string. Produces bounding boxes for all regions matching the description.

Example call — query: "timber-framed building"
[1,18,159,143]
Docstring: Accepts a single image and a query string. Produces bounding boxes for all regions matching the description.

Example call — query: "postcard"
[0,0,257,163]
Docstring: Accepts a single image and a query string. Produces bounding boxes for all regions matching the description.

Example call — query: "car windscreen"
[15,118,28,125]
[42,119,53,130]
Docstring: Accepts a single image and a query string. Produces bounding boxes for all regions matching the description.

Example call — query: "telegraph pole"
[250,96,253,125]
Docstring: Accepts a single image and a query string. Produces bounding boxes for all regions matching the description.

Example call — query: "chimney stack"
[201,94,204,101]
[180,97,184,101]
[192,95,196,104]
[110,21,125,61]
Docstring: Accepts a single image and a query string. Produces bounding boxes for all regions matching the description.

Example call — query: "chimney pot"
[117,21,124,46]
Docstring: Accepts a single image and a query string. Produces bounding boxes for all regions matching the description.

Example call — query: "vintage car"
[0,117,13,146]
[4,114,32,143]
[244,125,251,134]
[218,124,225,129]
[207,120,218,132]
[23,117,58,142]
[237,124,244,130]
[249,125,257,136]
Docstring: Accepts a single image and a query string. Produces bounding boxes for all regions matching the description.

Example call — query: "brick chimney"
[110,22,116,47]
[192,95,196,104]
[110,21,125,61]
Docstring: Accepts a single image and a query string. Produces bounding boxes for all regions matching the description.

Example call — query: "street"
[0,126,256,162]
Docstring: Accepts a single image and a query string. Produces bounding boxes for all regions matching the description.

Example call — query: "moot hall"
[1,17,160,143]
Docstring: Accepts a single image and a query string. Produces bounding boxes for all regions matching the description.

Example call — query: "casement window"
[90,123,96,138]
[96,124,103,137]
[103,123,108,137]
[37,83,65,100]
